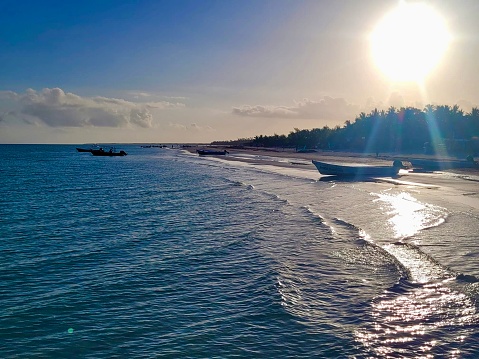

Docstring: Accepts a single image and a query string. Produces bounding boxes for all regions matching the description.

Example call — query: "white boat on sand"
[312,160,402,177]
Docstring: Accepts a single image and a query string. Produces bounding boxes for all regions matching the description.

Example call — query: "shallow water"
[1,145,479,358]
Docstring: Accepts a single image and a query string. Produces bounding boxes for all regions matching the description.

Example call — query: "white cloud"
[168,122,187,130]
[232,105,297,118]
[4,88,185,128]
[232,97,360,121]
[0,111,16,122]
[127,91,153,99]
[130,108,153,128]
[168,122,214,132]
[126,90,188,103]
[0,91,19,100]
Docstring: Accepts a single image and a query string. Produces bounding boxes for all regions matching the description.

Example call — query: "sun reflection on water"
[356,190,478,356]
[356,279,479,357]
[374,191,447,239]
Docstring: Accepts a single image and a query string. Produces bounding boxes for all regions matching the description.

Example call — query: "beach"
[186,145,479,210]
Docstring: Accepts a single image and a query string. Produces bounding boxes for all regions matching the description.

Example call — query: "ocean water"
[1,144,479,358]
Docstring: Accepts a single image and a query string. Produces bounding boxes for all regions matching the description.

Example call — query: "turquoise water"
[1,145,479,358]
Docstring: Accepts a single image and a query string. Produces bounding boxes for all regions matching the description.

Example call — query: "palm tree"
[469,107,479,136]
[449,104,464,140]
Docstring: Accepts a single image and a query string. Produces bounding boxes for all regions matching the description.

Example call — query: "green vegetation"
[214,105,479,155]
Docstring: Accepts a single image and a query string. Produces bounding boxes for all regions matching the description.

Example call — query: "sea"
[1,144,479,358]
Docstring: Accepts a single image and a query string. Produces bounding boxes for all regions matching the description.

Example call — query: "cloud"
[233,105,297,118]
[126,90,188,103]
[0,111,16,122]
[127,91,153,99]
[0,91,19,100]
[130,108,153,128]
[232,97,360,121]
[168,122,214,132]
[4,88,184,128]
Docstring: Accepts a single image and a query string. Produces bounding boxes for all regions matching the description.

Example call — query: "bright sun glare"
[370,2,451,82]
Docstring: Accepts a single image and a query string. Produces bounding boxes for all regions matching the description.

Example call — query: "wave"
[382,241,455,283]
[352,241,479,357]
[338,217,479,356]
[181,148,479,355]
[315,214,479,300]
[301,205,325,222]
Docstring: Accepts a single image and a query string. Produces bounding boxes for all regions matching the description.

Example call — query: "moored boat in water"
[312,159,402,177]
[90,148,127,156]
[76,147,92,153]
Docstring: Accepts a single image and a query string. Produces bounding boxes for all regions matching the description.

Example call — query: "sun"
[370,2,451,82]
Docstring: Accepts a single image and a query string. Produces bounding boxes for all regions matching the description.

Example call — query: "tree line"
[213,105,479,155]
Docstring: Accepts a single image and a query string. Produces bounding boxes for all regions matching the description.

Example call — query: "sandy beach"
[185,145,479,211]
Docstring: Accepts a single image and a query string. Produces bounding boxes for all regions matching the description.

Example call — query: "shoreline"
[184,145,479,211]
[184,145,479,172]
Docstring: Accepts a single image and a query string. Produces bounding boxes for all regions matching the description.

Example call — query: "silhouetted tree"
[245,104,479,156]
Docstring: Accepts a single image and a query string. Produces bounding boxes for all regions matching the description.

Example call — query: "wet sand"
[185,145,479,211]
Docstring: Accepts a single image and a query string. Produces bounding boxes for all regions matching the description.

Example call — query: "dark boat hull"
[90,150,127,156]
[197,149,229,156]
[76,148,92,153]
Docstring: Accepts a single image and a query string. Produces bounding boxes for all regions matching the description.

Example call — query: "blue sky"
[1,0,479,143]
[2,1,311,92]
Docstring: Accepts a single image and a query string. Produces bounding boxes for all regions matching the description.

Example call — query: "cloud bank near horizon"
[232,95,479,124]
[0,88,185,128]
[232,97,361,122]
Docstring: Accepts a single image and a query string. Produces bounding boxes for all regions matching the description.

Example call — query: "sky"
[1,0,479,144]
